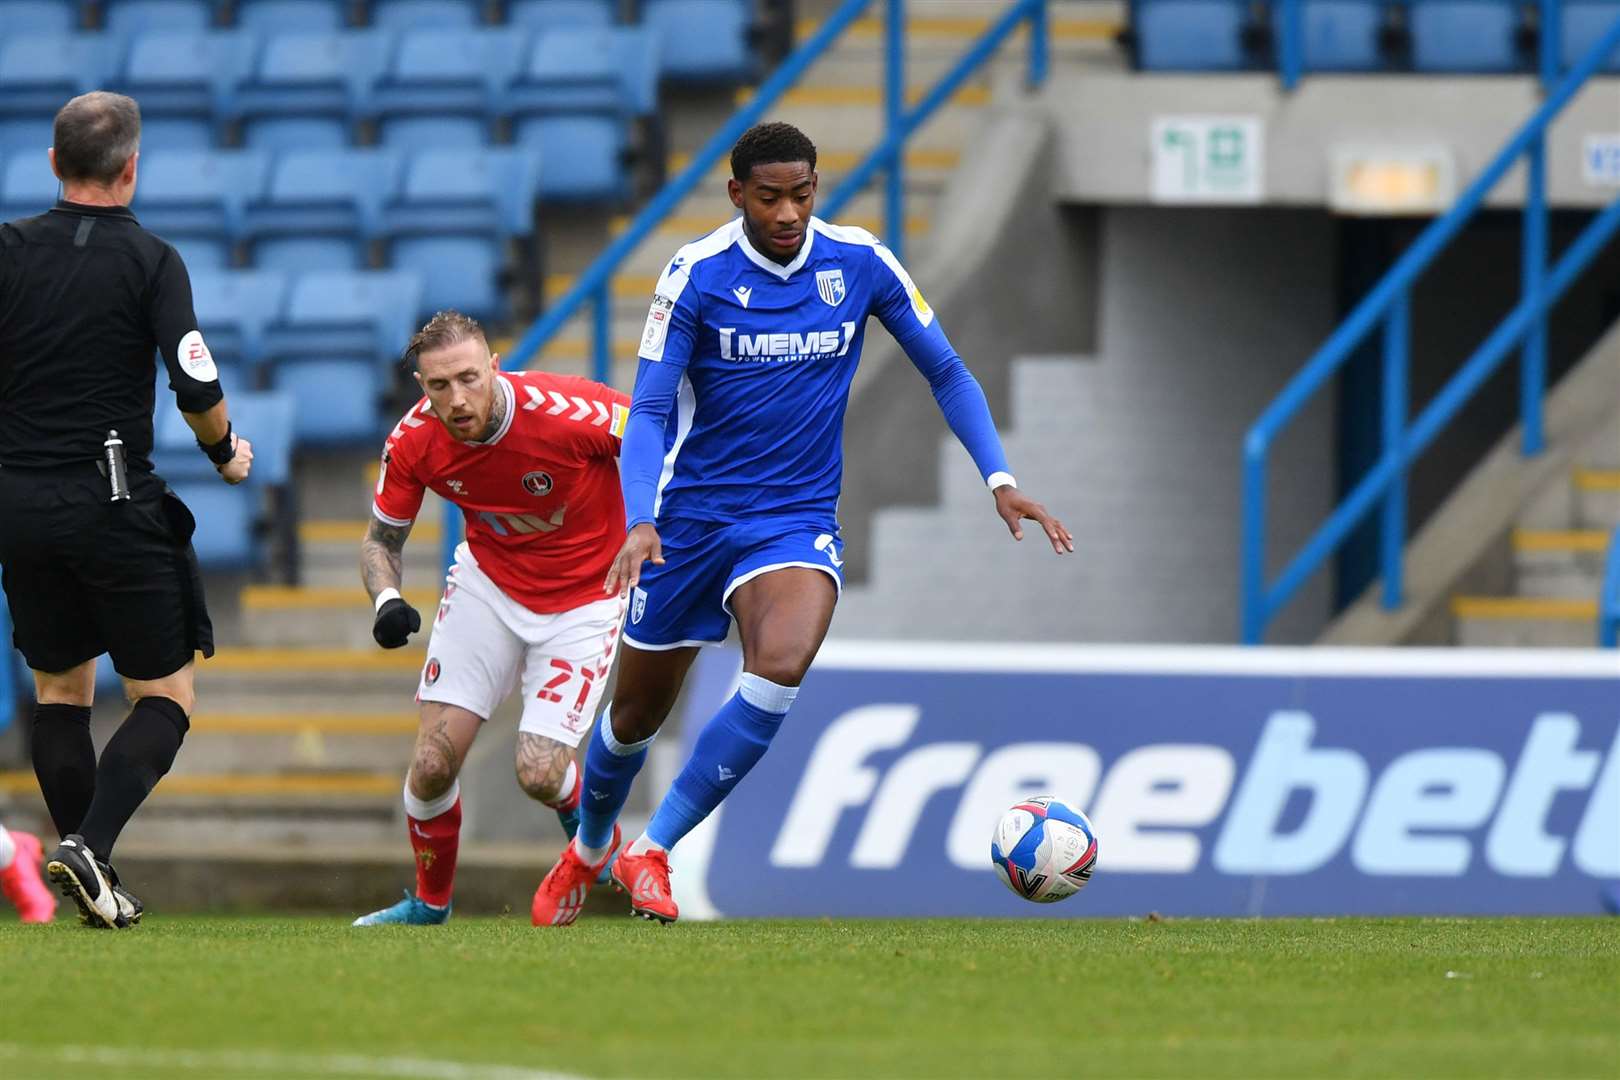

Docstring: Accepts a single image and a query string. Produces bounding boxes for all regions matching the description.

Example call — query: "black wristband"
[199,421,234,467]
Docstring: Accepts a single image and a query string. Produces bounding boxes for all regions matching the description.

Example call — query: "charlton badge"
[522,471,553,497]
[423,658,441,686]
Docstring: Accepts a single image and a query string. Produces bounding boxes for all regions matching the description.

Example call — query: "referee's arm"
[150,246,252,483]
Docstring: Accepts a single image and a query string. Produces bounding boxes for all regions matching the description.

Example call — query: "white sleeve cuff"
[374,587,402,613]
[986,471,1017,491]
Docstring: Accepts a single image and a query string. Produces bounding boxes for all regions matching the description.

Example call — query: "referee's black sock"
[31,702,96,840]
[77,697,189,859]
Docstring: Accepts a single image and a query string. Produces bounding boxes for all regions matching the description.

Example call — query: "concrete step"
[1512,529,1611,599]
[176,714,417,773]
[1451,595,1601,647]
[1575,469,1620,529]
[196,647,426,710]
[236,584,441,648]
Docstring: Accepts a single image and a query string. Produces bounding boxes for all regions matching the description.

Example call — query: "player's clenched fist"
[373,595,421,648]
[604,523,665,596]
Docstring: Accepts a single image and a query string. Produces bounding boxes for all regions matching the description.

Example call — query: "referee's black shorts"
[0,464,214,680]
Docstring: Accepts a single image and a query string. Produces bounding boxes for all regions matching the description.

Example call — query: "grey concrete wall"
[1046,71,1620,209]
[835,204,1341,644]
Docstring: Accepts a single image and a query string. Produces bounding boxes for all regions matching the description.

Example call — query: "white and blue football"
[990,795,1098,903]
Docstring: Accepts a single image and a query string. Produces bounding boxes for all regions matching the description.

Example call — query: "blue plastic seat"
[1562,3,1620,73]
[1301,0,1384,71]
[383,146,540,236]
[111,31,257,150]
[235,30,386,150]
[0,149,60,221]
[263,270,421,444]
[368,0,481,29]
[190,269,290,371]
[0,34,114,119]
[511,113,622,200]
[235,0,347,32]
[389,235,506,320]
[0,118,54,155]
[103,0,215,35]
[0,0,78,33]
[640,0,750,82]
[1133,0,1249,70]
[369,28,525,148]
[505,0,612,29]
[244,147,400,270]
[132,149,268,264]
[1409,1,1522,71]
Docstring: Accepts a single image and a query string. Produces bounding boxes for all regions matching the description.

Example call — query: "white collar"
[467,374,515,447]
[736,216,816,280]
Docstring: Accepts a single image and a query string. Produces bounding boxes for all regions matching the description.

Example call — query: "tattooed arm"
[360,513,413,605]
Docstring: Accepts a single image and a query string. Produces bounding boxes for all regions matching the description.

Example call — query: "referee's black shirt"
[0,200,224,473]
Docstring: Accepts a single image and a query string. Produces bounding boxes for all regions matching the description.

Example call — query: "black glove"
[373,596,421,649]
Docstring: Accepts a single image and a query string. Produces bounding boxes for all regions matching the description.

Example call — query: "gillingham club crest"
[631,587,648,625]
[816,268,846,307]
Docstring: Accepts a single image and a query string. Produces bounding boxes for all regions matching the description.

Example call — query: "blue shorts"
[622,516,844,650]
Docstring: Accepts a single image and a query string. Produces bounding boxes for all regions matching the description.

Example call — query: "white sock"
[572,835,610,865]
[550,761,578,807]
[625,833,665,858]
[0,824,13,871]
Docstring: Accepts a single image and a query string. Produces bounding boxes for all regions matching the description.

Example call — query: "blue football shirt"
[622,216,1012,529]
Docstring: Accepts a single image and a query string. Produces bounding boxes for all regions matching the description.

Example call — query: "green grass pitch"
[0,916,1615,1079]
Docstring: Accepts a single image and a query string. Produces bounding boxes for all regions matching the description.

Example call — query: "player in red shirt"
[352,311,630,926]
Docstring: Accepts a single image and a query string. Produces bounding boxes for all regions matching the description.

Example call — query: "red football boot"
[611,844,678,924]
[1,831,57,924]
[531,824,619,927]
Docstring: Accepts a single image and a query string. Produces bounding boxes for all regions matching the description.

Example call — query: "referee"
[0,92,253,928]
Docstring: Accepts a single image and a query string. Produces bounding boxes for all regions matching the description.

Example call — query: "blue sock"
[577,709,654,853]
[645,674,797,851]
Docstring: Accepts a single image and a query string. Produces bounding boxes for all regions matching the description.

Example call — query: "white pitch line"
[0,1043,588,1080]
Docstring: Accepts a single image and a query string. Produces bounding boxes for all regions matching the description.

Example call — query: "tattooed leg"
[408,702,482,801]
[514,732,575,804]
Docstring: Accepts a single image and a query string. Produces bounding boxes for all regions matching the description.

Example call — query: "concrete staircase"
[1450,413,1620,647]
[520,0,1124,387]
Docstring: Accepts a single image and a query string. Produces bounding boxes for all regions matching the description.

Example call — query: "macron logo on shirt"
[718,322,857,363]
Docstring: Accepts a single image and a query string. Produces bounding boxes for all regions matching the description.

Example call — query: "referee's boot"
[101,860,143,926]
[45,835,130,929]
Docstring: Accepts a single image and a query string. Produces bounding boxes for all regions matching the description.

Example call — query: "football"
[990,796,1099,903]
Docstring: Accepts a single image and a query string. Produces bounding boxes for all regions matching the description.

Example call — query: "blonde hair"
[404,310,487,368]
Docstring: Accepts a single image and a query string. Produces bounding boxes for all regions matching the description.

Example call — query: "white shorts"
[416,543,624,747]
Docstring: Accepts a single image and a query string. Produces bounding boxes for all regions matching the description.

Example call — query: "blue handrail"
[442,0,1050,570]
[1601,526,1620,648]
[1240,14,1620,644]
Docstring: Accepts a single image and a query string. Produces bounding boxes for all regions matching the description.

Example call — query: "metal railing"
[442,0,1050,569]
[1240,14,1620,644]
[1601,526,1620,647]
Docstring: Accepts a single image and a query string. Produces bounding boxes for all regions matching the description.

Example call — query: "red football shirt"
[373,371,630,614]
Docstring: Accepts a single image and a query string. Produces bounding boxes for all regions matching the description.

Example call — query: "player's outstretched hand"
[605,523,665,596]
[373,596,421,649]
[994,485,1075,555]
[219,434,253,485]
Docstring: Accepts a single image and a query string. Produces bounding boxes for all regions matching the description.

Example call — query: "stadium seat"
[1132,0,1250,70]
[640,0,752,83]
[0,118,54,155]
[368,0,482,29]
[235,0,348,32]
[370,28,525,149]
[0,149,60,222]
[1301,1,1385,71]
[382,148,541,319]
[190,269,291,371]
[235,30,386,151]
[244,147,401,270]
[0,34,114,120]
[102,0,215,35]
[506,26,655,200]
[151,390,296,570]
[0,0,78,33]
[505,0,613,30]
[132,150,269,269]
[263,270,422,443]
[110,31,258,151]
[1561,3,1620,73]
[1409,0,1523,72]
